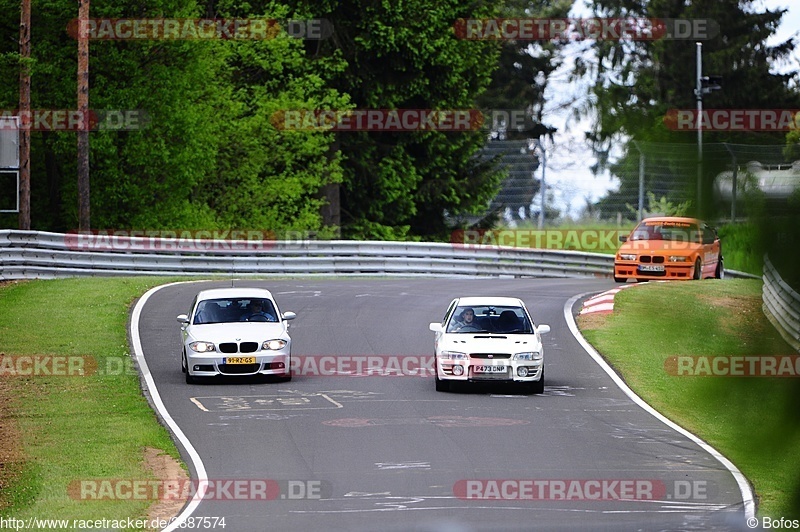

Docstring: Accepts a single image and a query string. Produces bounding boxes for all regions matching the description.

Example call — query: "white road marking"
[375,461,431,470]
[190,393,343,412]
[131,280,210,532]
[189,397,209,411]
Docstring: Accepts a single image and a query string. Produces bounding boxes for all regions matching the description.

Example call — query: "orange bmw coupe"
[613,217,723,282]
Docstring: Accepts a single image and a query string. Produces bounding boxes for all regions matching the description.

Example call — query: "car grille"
[218,342,259,353]
[470,353,511,359]
[637,268,667,277]
[639,256,665,264]
[240,342,259,353]
[219,363,261,375]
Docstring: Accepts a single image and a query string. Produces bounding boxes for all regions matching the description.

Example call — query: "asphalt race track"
[133,278,751,531]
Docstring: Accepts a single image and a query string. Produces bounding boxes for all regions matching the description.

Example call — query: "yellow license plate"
[224,357,256,364]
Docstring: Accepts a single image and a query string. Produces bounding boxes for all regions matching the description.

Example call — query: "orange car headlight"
[619,254,636,261]
[669,256,688,262]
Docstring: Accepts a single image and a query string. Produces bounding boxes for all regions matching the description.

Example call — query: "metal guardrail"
[762,255,800,352]
[0,230,759,281]
[0,230,615,279]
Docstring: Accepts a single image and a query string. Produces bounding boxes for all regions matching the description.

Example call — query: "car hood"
[187,322,288,342]
[439,333,543,354]
[619,240,702,254]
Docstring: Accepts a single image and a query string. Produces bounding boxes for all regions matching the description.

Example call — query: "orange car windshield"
[630,222,701,242]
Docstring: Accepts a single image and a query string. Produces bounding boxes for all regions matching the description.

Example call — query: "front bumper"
[614,261,694,280]
[186,351,291,378]
[437,360,543,383]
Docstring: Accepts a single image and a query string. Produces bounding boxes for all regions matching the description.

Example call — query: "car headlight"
[262,339,288,350]
[669,256,688,262]
[619,254,636,261]
[440,350,468,360]
[189,341,215,353]
[513,352,542,361]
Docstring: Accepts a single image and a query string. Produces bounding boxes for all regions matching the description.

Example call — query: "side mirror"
[176,314,189,325]
[429,323,443,333]
[536,324,551,335]
[619,235,628,243]
[282,311,297,321]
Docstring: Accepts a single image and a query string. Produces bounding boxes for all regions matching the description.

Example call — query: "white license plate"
[639,265,665,272]
[474,365,506,373]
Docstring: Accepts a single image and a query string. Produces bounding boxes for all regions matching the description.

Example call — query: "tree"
[289,0,506,239]
[476,0,573,127]
[0,0,349,234]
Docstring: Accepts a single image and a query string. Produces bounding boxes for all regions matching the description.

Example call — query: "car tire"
[693,258,702,280]
[531,368,545,394]
[613,276,626,283]
[715,257,724,279]
[434,361,449,392]
[183,351,197,383]
[280,356,292,382]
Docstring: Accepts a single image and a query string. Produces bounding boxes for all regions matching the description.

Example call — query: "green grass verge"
[578,279,800,518]
[0,277,186,528]
[716,223,763,275]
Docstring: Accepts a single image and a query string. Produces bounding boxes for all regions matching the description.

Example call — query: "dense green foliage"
[0,0,508,237]
[1,0,797,237]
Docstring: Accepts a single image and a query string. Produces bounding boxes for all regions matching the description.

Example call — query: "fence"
[763,255,800,352]
[541,141,799,223]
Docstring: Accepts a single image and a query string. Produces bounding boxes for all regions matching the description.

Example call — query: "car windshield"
[446,305,533,334]
[630,220,701,243]
[193,298,277,324]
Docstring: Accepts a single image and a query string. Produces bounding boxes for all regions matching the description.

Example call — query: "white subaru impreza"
[429,296,550,393]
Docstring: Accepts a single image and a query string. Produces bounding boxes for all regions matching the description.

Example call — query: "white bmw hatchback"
[429,296,550,393]
[177,288,296,384]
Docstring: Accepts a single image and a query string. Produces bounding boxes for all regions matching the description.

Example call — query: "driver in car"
[240,300,274,322]
[452,307,477,331]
